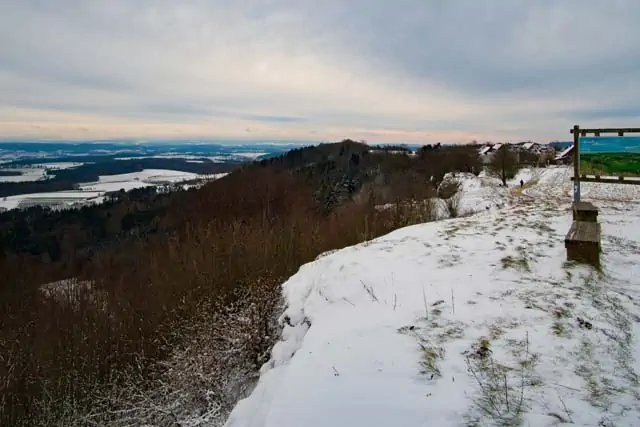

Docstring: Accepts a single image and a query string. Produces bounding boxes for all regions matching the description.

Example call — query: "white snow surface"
[30,162,86,170]
[0,167,48,182]
[0,169,213,212]
[226,166,640,427]
[78,169,200,192]
[0,163,86,183]
[0,191,104,210]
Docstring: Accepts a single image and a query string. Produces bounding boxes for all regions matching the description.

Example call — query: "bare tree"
[488,145,519,187]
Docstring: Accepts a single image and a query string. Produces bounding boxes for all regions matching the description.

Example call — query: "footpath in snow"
[226,167,640,427]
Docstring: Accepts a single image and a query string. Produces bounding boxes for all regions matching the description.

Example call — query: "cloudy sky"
[1,1,639,143]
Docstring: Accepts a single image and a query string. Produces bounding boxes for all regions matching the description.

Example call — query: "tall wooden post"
[572,124,580,203]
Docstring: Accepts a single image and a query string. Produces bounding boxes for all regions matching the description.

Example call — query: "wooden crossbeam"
[570,176,640,185]
[570,127,640,135]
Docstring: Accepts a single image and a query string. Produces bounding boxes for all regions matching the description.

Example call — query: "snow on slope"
[226,167,640,427]
[453,173,508,215]
[78,169,200,192]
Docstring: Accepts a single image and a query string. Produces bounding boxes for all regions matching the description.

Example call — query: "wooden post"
[573,125,581,203]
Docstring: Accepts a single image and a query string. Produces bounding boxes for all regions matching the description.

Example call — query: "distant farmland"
[581,152,640,176]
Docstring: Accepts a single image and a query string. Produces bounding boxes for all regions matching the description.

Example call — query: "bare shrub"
[437,179,461,200]
[437,179,463,218]
[488,145,520,187]
[445,192,462,218]
[71,278,283,427]
[464,334,536,426]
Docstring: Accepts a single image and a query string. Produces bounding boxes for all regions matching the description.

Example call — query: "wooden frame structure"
[565,125,639,267]
[570,125,640,202]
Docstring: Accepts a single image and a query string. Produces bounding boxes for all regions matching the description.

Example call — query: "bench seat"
[565,220,601,267]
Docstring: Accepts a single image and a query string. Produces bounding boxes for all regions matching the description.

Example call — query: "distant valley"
[0,141,310,211]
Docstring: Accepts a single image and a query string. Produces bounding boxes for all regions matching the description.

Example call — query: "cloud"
[1,0,639,143]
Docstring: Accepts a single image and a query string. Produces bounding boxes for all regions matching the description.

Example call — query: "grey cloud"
[567,107,640,121]
[301,0,640,97]
[239,114,305,123]
[1,0,639,141]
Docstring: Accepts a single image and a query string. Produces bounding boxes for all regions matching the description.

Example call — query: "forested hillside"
[0,140,482,426]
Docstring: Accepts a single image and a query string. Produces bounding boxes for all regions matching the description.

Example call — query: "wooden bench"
[565,220,601,267]
[572,201,598,222]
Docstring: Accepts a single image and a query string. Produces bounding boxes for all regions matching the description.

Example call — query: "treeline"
[370,144,413,152]
[253,139,480,211]
[0,140,482,426]
[0,185,175,264]
[0,157,239,198]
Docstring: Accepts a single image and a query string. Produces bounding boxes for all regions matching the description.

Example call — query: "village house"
[478,142,557,165]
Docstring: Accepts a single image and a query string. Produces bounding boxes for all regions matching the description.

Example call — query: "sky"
[1,0,639,144]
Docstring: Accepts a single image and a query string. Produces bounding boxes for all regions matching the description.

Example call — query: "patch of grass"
[437,321,466,342]
[439,253,462,268]
[575,340,619,409]
[419,341,445,380]
[467,337,493,361]
[489,325,505,340]
[531,221,554,234]
[551,321,566,337]
[488,318,520,341]
[552,306,571,319]
[443,225,461,238]
[500,255,531,273]
[397,325,416,335]
[464,333,537,426]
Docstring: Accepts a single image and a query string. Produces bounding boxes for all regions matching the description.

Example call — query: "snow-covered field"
[206,152,268,162]
[114,152,268,162]
[30,162,86,170]
[115,155,208,161]
[0,169,220,211]
[0,191,104,211]
[0,163,86,182]
[0,167,48,182]
[226,167,640,427]
[78,169,201,192]
[229,152,268,159]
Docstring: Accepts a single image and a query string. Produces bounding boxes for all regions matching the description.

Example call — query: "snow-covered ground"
[0,163,87,182]
[206,152,268,163]
[227,152,268,159]
[115,155,208,161]
[78,169,200,192]
[114,152,268,162]
[0,167,48,182]
[0,169,220,212]
[30,162,86,170]
[226,167,640,427]
[0,191,104,211]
